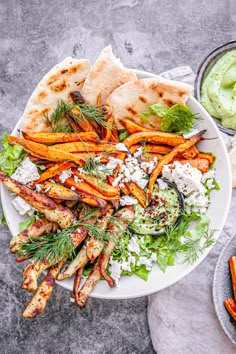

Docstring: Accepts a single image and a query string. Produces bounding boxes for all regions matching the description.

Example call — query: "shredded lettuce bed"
[111,212,213,281]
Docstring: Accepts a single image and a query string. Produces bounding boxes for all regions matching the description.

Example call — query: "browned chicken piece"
[57,205,114,281]
[75,259,102,309]
[73,266,85,306]
[0,171,75,229]
[21,225,88,292]
[22,260,65,318]
[10,217,58,253]
[75,206,135,308]
[57,243,88,281]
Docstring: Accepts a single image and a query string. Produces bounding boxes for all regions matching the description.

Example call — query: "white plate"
[1,70,232,299]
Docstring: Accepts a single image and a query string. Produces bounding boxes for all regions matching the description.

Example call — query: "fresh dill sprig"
[182,228,215,264]
[141,142,150,158]
[43,99,111,132]
[19,211,124,263]
[43,99,75,132]
[83,153,113,181]
[71,102,112,129]
[19,223,78,263]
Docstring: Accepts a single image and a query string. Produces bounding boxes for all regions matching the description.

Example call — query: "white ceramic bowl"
[1,70,232,299]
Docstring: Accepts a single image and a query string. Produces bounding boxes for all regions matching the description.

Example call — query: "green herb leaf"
[43,99,74,132]
[19,215,36,232]
[118,129,130,142]
[0,133,25,175]
[19,223,78,263]
[160,104,198,133]
[141,103,200,134]
[72,103,111,129]
[1,212,6,226]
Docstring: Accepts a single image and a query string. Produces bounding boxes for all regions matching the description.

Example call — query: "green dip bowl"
[195,40,236,136]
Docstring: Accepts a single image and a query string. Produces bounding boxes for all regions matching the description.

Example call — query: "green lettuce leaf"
[19,215,36,232]
[0,133,25,175]
[141,103,198,134]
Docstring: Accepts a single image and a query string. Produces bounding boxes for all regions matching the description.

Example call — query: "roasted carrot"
[120,118,153,134]
[32,161,75,187]
[123,131,186,148]
[224,298,236,321]
[129,144,172,155]
[197,152,215,164]
[22,131,99,144]
[73,169,119,197]
[229,256,236,301]
[125,182,146,208]
[148,131,205,201]
[175,158,210,173]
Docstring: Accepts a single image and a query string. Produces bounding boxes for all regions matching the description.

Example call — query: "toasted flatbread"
[20,57,91,133]
[81,46,137,105]
[106,77,192,130]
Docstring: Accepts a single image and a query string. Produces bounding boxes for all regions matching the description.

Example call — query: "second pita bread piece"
[106,77,192,130]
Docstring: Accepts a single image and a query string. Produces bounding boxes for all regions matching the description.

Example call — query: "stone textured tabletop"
[0,1,236,353]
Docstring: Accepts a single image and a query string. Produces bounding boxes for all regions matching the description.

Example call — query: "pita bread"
[106,77,192,130]
[81,46,137,105]
[20,57,91,132]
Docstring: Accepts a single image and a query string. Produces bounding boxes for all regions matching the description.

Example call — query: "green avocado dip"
[129,182,183,235]
[201,50,236,129]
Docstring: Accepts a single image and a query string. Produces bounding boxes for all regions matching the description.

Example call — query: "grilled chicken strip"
[22,260,65,318]
[75,206,135,308]
[21,225,88,292]
[0,171,75,229]
[10,217,58,253]
[57,205,114,281]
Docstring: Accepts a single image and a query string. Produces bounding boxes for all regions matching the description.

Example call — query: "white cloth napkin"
[147,67,236,354]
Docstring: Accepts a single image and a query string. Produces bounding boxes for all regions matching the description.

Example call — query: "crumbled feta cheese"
[127,235,140,255]
[128,253,136,264]
[116,143,129,152]
[111,150,156,189]
[59,168,72,183]
[106,157,123,170]
[11,196,35,216]
[206,178,215,189]
[162,161,202,195]
[71,186,76,191]
[120,196,138,206]
[120,258,131,272]
[35,184,41,192]
[183,129,199,139]
[74,175,82,183]
[133,147,143,158]
[12,157,40,185]
[137,256,153,271]
[109,257,121,286]
[185,192,209,214]
[201,170,215,183]
[157,178,168,190]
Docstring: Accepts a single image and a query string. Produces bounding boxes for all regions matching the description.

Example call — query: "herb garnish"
[43,99,111,132]
[83,152,113,181]
[19,212,123,263]
[141,103,200,134]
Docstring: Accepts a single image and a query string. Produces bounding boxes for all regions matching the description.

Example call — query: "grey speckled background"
[0,0,236,353]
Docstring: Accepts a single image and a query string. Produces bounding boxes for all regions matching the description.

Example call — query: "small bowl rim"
[194,40,236,136]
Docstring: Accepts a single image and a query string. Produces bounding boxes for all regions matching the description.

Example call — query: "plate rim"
[212,234,236,346]
[1,68,232,299]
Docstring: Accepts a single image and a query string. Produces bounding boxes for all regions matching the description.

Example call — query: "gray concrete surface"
[0,0,235,353]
